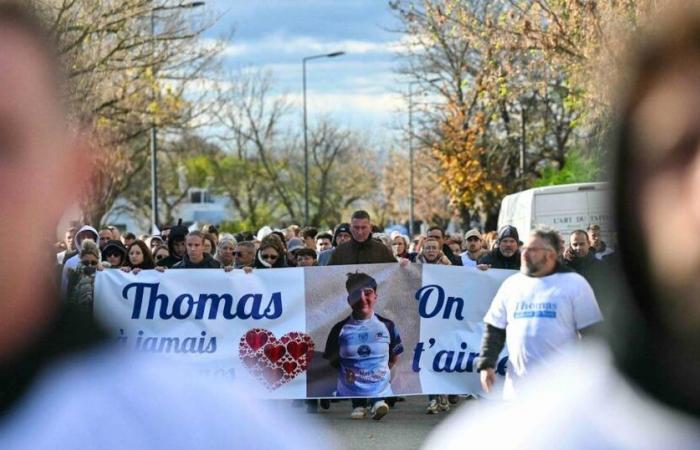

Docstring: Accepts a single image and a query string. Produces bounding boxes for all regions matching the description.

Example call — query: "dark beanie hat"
[498,225,519,242]
[333,223,351,246]
[102,240,127,259]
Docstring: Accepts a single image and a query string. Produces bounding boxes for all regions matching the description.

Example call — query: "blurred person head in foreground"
[0,2,325,448]
[425,5,700,449]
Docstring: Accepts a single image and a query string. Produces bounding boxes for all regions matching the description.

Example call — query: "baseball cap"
[464,229,482,240]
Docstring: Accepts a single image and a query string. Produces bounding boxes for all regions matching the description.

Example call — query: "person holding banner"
[328,211,396,265]
[121,240,155,274]
[323,272,403,421]
[169,231,221,269]
[409,237,454,413]
[252,234,288,269]
[477,228,602,399]
[476,225,521,271]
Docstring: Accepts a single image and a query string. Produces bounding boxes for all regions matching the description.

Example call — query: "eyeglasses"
[261,253,278,260]
[522,246,553,253]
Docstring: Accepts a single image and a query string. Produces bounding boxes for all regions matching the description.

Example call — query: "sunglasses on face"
[83,260,98,266]
[105,253,121,258]
[261,253,278,260]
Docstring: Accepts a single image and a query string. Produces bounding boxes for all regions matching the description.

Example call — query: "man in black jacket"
[328,211,396,266]
[477,225,521,270]
[563,230,605,294]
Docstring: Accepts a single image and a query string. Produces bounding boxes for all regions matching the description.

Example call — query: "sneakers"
[350,406,366,420]
[438,395,450,412]
[370,400,389,420]
[426,399,439,414]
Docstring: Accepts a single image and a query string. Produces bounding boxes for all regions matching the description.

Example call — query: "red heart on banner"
[282,361,297,375]
[239,328,315,390]
[264,344,286,364]
[245,330,268,351]
[287,341,308,360]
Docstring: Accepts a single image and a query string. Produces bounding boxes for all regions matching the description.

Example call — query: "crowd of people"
[4,0,699,447]
[56,207,614,419]
[57,217,614,300]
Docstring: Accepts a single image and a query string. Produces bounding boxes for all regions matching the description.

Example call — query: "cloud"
[285,91,406,116]
[212,33,419,59]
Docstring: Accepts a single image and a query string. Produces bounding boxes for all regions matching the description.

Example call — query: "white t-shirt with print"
[483,270,602,398]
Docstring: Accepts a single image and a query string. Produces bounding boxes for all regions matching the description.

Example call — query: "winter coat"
[477,248,521,270]
[66,263,97,313]
[328,237,397,266]
[563,252,606,294]
[253,250,288,269]
[172,253,222,269]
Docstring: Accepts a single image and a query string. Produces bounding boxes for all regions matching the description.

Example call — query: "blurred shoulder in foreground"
[424,343,700,450]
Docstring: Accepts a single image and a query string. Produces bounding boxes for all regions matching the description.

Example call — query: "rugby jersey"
[323,313,403,397]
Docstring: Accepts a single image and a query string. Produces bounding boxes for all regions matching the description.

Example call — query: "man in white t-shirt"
[477,228,602,398]
[460,229,487,267]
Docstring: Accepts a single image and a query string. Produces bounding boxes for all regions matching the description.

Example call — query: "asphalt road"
[289,396,477,450]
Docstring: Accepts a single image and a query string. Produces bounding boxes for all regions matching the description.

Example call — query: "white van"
[497,182,612,239]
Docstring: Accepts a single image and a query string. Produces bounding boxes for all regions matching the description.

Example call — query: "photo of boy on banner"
[322,272,404,397]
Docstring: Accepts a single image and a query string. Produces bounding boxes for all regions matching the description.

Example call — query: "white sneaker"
[350,406,366,420]
[438,395,450,412]
[426,399,439,414]
[371,400,389,420]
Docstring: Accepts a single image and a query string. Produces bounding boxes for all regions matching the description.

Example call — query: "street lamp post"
[302,51,345,225]
[150,1,205,233]
[407,78,439,238]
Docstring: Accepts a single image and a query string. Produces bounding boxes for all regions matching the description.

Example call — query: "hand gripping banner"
[94,264,512,399]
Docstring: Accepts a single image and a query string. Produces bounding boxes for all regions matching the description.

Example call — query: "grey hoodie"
[61,225,99,298]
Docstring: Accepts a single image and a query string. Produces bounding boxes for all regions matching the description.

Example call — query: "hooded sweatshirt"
[61,225,98,298]
[158,224,189,268]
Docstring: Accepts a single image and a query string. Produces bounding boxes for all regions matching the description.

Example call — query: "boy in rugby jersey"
[323,272,403,420]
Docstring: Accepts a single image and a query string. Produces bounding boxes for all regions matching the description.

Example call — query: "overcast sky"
[202,0,409,144]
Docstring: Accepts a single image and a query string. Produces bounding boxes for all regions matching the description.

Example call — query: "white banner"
[94,264,512,398]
